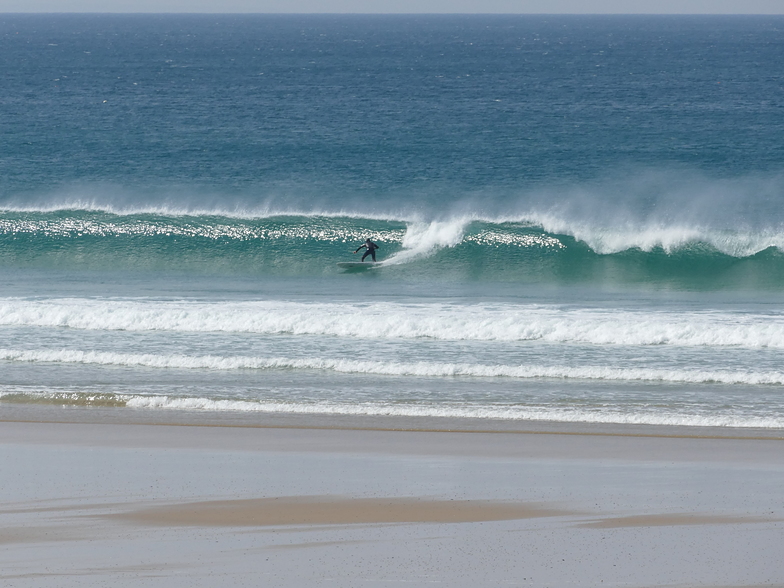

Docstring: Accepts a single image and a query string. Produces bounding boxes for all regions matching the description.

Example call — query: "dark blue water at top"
[1,14,783,202]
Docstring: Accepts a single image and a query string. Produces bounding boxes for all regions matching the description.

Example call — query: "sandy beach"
[1,407,784,587]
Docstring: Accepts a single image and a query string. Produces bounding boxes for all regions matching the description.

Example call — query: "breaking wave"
[2,207,784,258]
[2,298,784,347]
[2,348,783,385]
[4,169,784,286]
[2,387,782,429]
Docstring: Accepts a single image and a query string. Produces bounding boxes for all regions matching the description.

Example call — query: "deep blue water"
[2,14,783,195]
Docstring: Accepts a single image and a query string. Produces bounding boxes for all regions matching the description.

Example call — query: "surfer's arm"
[354,245,367,253]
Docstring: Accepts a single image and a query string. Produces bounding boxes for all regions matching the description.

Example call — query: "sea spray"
[382,219,468,265]
[3,210,784,286]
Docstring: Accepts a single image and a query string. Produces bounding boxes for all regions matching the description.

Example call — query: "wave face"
[3,206,784,288]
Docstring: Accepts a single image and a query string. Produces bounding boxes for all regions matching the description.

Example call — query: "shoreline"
[2,402,784,440]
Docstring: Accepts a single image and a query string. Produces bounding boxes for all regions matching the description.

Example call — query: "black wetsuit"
[355,240,379,262]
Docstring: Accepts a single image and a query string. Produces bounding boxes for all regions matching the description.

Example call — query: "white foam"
[5,169,784,258]
[2,348,784,386]
[381,219,468,265]
[3,387,780,428]
[3,297,784,348]
[530,211,784,256]
[5,189,784,258]
[117,396,784,428]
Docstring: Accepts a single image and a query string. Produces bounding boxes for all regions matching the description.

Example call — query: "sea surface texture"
[2,14,784,428]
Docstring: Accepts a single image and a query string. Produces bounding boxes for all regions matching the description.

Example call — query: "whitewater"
[3,297,784,348]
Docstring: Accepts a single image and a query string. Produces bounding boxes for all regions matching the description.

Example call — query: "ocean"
[2,14,784,429]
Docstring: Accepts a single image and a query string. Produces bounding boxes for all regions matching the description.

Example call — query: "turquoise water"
[2,15,784,427]
[4,209,784,288]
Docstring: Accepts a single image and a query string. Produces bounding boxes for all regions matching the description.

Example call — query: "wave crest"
[4,298,784,348]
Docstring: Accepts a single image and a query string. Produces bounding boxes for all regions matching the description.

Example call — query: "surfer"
[354,238,379,262]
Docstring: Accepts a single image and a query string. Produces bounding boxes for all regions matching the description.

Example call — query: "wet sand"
[1,407,784,587]
[112,496,574,527]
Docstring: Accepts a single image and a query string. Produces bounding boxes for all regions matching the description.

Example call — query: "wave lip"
[526,211,784,257]
[4,207,784,278]
[5,168,784,259]
[3,211,780,256]
[3,298,784,348]
[381,219,468,265]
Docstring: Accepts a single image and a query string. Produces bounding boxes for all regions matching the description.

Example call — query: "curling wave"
[3,201,784,287]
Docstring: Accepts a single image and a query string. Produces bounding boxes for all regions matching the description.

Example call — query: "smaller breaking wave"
[3,298,784,348]
[1,387,782,428]
[2,348,784,386]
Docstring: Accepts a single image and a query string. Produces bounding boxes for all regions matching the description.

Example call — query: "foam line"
[1,388,781,428]
[3,298,784,348]
[1,348,783,385]
[122,397,784,428]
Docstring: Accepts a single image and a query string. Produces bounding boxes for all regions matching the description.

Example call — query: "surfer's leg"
[361,251,370,262]
[370,251,376,262]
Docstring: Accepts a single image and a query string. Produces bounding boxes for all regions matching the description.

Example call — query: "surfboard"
[337,261,378,269]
